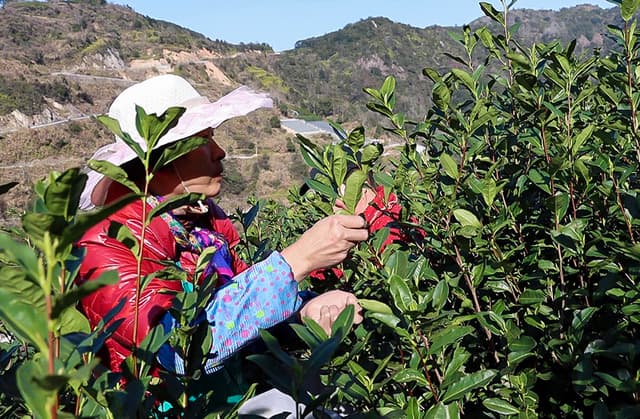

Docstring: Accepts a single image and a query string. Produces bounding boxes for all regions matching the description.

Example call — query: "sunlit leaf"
[96,115,144,163]
[441,369,497,403]
[358,299,393,314]
[453,209,482,228]
[393,368,428,387]
[389,274,414,312]
[621,0,640,21]
[43,168,85,219]
[425,401,461,419]
[87,159,141,195]
[380,76,396,104]
[331,144,348,187]
[479,2,504,25]
[0,288,48,355]
[346,126,366,149]
[152,135,208,171]
[440,153,459,179]
[428,326,474,355]
[342,169,367,214]
[483,398,520,415]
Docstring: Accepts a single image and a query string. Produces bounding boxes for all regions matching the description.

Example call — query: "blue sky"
[110,1,616,52]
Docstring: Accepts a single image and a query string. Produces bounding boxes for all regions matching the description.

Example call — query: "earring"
[196,199,209,213]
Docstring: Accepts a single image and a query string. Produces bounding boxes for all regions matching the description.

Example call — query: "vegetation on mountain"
[218,6,625,130]
[3,0,640,416]
[0,0,627,222]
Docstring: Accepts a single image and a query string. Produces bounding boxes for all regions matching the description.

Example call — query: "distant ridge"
[0,0,627,217]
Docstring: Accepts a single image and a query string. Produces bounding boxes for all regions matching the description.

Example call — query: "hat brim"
[80,86,272,210]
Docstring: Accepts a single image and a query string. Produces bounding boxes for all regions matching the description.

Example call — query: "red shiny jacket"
[76,199,247,372]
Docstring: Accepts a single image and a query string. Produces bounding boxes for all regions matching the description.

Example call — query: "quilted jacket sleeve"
[157,251,302,374]
[76,202,183,370]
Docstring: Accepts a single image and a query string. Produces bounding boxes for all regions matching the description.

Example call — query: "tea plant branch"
[501,0,516,88]
[612,169,636,243]
[442,124,496,350]
[416,329,443,386]
[42,233,60,419]
[623,19,640,163]
[130,191,148,379]
[539,107,567,305]
[453,243,496,359]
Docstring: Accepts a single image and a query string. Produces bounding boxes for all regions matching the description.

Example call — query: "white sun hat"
[79,74,273,210]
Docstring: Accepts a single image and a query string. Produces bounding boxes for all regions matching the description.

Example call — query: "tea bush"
[241,1,640,416]
[1,1,640,417]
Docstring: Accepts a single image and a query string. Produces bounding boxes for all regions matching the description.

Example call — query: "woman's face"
[170,128,227,198]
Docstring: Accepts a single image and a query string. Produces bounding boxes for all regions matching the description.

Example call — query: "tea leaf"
[440,153,459,179]
[453,209,482,228]
[441,369,497,403]
[0,288,48,355]
[342,169,367,214]
[358,299,393,314]
[483,398,520,415]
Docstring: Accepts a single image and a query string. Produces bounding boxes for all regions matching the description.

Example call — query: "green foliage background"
[2,1,640,417]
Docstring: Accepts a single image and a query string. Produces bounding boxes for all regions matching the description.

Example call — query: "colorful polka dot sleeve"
[157,251,302,375]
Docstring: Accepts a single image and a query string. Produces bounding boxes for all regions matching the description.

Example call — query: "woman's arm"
[157,251,302,374]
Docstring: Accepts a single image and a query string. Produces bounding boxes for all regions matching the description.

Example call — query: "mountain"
[217,5,620,130]
[0,0,624,222]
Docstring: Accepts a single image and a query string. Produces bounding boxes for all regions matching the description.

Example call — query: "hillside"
[0,0,306,223]
[217,5,620,130]
[0,0,624,224]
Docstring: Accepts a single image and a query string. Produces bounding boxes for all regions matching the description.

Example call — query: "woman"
[76,75,367,409]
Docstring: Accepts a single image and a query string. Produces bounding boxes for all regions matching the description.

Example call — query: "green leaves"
[87,159,141,196]
[42,168,85,219]
[16,359,58,419]
[440,369,497,403]
[483,398,520,415]
[432,82,451,111]
[0,288,48,355]
[96,114,143,159]
[440,153,459,179]
[342,169,366,214]
[151,135,208,172]
[452,209,482,229]
[4,3,640,417]
[389,273,415,312]
[621,0,640,21]
[479,2,505,25]
[134,105,185,151]
[451,68,476,95]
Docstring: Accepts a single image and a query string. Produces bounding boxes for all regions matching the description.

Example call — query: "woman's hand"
[299,290,363,335]
[281,215,369,281]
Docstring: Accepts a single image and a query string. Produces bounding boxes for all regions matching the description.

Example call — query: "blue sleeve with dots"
[157,251,302,375]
